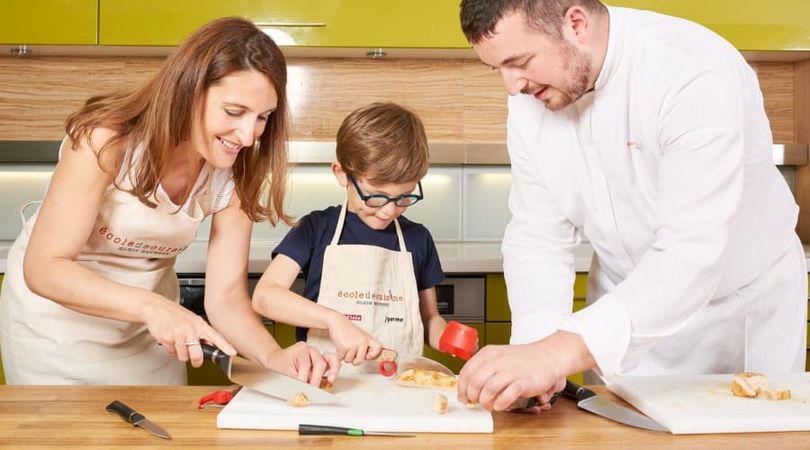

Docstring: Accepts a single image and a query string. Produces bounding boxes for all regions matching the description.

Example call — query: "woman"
[0,17,339,385]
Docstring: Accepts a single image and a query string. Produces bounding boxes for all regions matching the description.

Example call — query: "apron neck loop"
[331,198,408,252]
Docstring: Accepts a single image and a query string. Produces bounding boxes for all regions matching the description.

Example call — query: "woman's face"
[196,70,278,169]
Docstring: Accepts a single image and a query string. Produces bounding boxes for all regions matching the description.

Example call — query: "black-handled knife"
[561,379,597,402]
[560,380,668,432]
[201,342,232,375]
[299,424,414,437]
[106,400,172,439]
[200,343,338,404]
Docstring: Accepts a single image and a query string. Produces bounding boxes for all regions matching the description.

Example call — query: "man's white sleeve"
[503,98,580,345]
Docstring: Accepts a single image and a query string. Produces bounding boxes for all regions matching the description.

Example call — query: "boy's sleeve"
[415,227,445,290]
[272,214,317,271]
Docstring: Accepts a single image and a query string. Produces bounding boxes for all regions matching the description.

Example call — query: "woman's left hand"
[265,341,341,386]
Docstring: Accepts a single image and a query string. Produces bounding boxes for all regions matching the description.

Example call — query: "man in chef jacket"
[456,0,808,412]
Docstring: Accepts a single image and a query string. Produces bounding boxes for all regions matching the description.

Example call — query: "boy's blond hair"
[336,102,429,184]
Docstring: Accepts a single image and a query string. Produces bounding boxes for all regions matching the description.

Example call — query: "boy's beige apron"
[307,202,423,372]
[0,153,227,385]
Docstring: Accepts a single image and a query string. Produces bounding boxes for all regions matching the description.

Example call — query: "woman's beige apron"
[307,201,423,372]
[0,155,224,385]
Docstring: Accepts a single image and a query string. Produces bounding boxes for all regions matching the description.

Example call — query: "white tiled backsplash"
[0,164,514,242]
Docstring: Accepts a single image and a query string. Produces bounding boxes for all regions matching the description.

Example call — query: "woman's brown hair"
[65,17,292,225]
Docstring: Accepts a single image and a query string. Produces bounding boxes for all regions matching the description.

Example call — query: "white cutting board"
[217,373,493,433]
[608,372,810,434]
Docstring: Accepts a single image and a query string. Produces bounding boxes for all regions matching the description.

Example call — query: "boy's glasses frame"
[349,176,423,208]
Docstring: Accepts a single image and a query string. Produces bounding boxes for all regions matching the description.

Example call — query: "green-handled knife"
[299,424,415,437]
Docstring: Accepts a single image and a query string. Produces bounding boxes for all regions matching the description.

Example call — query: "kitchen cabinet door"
[486,273,588,322]
[611,0,810,51]
[99,0,468,48]
[1,0,97,45]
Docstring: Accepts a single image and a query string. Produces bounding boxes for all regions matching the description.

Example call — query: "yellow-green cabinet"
[610,0,810,51]
[1,0,97,45]
[99,0,469,48]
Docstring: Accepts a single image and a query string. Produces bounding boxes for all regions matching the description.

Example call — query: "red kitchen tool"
[375,322,479,378]
[439,321,479,361]
[377,348,398,377]
[197,388,239,409]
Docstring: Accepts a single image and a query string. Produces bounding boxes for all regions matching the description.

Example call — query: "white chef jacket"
[503,7,807,378]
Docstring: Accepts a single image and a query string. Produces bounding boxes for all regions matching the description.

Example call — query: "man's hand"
[457,331,594,411]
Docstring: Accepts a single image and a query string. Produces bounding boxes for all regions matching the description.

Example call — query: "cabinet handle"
[254,22,326,28]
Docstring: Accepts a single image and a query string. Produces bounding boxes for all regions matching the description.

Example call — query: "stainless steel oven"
[178,274,486,325]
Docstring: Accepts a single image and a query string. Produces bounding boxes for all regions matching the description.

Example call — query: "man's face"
[473,11,593,111]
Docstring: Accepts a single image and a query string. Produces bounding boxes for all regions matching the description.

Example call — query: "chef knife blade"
[562,380,668,432]
[106,400,171,439]
[202,343,339,404]
[395,355,456,377]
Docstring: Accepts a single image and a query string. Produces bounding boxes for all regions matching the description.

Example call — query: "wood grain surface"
[1,385,809,449]
[0,56,795,144]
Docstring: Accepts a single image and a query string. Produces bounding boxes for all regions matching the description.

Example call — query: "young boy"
[252,102,447,370]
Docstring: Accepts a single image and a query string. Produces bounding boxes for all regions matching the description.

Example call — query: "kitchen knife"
[202,343,339,404]
[299,423,415,437]
[106,400,172,439]
[395,355,456,377]
[562,380,668,432]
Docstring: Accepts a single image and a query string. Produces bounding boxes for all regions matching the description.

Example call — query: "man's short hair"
[460,0,607,44]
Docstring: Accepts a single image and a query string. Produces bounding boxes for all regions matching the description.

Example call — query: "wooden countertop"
[2,385,808,449]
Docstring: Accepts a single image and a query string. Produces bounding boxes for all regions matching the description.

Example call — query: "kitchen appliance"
[201,343,337,404]
[178,275,486,325]
[217,372,493,433]
[608,373,810,434]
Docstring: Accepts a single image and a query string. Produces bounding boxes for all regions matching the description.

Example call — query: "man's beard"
[540,42,592,111]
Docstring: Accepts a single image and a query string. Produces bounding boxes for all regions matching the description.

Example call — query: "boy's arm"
[252,254,341,331]
[252,253,382,364]
[418,287,447,350]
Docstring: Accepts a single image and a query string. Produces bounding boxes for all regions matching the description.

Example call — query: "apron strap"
[19,200,42,226]
[330,199,349,245]
[330,198,408,253]
[393,216,406,253]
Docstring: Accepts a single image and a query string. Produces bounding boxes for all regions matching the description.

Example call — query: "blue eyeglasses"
[349,176,424,208]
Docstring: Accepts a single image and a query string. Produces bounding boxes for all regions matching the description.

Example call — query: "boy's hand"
[327,313,383,365]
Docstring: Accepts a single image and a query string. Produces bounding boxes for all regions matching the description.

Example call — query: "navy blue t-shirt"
[272,205,445,342]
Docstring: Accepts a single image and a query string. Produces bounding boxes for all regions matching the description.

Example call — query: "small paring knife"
[299,423,415,437]
[106,400,172,439]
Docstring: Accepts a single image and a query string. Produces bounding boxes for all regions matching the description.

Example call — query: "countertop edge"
[2,242,810,275]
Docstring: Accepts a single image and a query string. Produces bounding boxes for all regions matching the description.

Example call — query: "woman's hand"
[327,312,383,365]
[265,342,341,385]
[143,297,236,367]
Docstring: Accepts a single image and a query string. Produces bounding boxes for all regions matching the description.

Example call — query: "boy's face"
[332,162,419,231]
